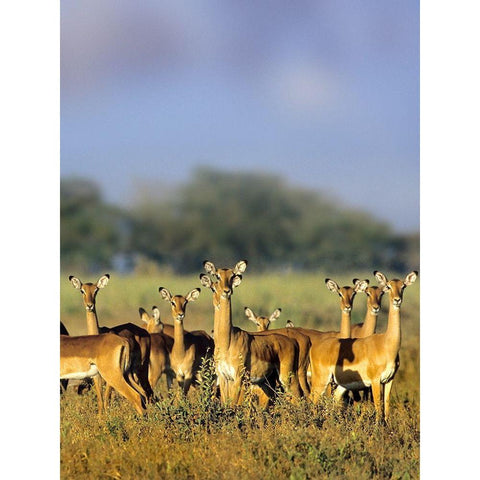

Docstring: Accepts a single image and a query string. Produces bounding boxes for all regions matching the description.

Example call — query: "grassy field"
[60,269,420,479]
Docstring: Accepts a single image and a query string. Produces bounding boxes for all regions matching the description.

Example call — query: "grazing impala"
[138,307,175,392]
[200,260,302,406]
[309,271,418,422]
[60,332,146,415]
[244,307,312,396]
[159,287,214,395]
[69,274,154,411]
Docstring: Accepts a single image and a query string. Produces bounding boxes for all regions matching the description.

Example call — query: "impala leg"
[333,385,348,406]
[230,374,244,405]
[101,371,146,416]
[182,377,193,396]
[166,372,174,391]
[104,383,113,409]
[299,365,311,397]
[309,363,331,404]
[371,381,384,423]
[93,376,105,414]
[383,379,394,422]
[148,366,161,396]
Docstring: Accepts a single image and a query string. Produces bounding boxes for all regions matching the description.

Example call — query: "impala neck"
[385,298,401,351]
[214,294,232,352]
[85,309,100,335]
[172,319,186,358]
[359,309,377,337]
[338,310,351,338]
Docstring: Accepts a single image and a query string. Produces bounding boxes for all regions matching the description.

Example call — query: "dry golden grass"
[60,270,419,479]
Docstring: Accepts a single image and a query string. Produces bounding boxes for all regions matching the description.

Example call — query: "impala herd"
[60,260,418,423]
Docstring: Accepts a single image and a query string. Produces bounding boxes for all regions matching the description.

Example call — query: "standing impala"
[200,260,302,406]
[284,278,367,389]
[60,332,146,415]
[350,280,385,338]
[69,274,154,411]
[138,307,175,392]
[309,271,418,422]
[159,287,214,395]
[286,278,368,344]
[244,307,312,396]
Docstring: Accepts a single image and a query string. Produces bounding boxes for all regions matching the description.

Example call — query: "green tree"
[60,177,128,272]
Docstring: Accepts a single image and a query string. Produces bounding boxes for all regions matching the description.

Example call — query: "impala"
[69,274,154,411]
[309,271,418,422]
[200,260,302,406]
[60,332,146,415]
[244,307,312,396]
[285,279,368,345]
[348,279,386,402]
[350,280,385,338]
[159,287,214,395]
[140,305,175,338]
[139,307,175,392]
[284,278,367,390]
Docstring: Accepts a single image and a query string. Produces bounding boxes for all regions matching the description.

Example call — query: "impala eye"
[80,289,85,295]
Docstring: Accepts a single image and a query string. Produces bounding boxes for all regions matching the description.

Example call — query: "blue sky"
[61,1,419,232]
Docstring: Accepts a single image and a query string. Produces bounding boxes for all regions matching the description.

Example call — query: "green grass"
[60,270,420,479]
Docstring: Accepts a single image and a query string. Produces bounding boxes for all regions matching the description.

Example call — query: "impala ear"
[244,307,256,323]
[354,279,369,293]
[234,260,248,274]
[97,274,110,289]
[159,287,172,302]
[286,320,295,328]
[270,308,282,322]
[232,274,243,288]
[404,271,418,286]
[186,288,201,302]
[138,307,149,323]
[203,261,216,274]
[152,306,161,323]
[199,274,213,289]
[325,278,340,293]
[69,276,82,289]
[374,271,388,287]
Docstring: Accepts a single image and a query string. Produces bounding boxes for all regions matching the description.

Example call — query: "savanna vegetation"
[60,269,419,479]
[60,168,419,478]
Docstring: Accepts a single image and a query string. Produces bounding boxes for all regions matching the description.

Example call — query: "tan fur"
[159,287,214,395]
[69,274,154,411]
[245,307,312,396]
[350,282,385,338]
[309,271,418,422]
[139,307,175,392]
[60,333,146,415]
[200,260,302,406]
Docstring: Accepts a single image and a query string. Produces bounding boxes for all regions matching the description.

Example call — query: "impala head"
[244,307,282,331]
[159,287,200,322]
[357,280,385,315]
[325,278,368,313]
[139,306,163,333]
[199,260,247,307]
[374,270,418,310]
[69,274,110,312]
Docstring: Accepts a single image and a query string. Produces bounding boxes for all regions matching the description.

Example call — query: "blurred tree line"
[60,168,419,274]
